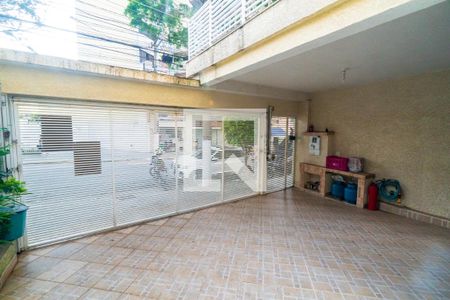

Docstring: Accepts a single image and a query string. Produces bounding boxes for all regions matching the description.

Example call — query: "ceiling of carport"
[229,2,450,93]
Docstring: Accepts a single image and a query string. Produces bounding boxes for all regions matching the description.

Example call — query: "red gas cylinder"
[367,183,378,210]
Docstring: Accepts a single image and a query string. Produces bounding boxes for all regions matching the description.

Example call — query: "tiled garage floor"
[1,189,449,299]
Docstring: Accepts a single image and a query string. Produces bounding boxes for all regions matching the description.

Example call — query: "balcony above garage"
[186,0,448,92]
[187,0,340,78]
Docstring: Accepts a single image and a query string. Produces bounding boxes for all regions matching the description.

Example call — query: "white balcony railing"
[188,0,279,59]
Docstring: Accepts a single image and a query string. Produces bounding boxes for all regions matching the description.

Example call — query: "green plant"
[0,211,10,237]
[0,145,10,157]
[0,178,27,199]
[0,128,27,237]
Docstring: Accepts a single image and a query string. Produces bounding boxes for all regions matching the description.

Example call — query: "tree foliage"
[124,0,191,49]
[224,120,255,169]
[224,120,254,149]
[0,0,41,38]
[0,0,40,20]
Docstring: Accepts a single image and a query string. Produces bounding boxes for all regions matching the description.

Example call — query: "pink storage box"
[326,156,349,171]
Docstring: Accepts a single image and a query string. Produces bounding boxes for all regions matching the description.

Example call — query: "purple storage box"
[326,156,349,171]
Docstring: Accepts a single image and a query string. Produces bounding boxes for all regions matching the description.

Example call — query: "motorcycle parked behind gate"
[149,153,183,190]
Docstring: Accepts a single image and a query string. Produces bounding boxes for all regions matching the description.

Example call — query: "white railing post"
[188,0,280,58]
[241,0,246,25]
[188,20,192,59]
[208,0,212,46]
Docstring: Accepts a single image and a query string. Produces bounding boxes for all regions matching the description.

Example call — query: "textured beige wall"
[0,64,300,117]
[294,101,310,188]
[309,70,450,218]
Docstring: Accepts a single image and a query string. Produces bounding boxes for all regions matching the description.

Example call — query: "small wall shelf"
[302,131,335,136]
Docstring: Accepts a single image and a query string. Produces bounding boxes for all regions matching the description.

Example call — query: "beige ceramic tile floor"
[1,189,449,299]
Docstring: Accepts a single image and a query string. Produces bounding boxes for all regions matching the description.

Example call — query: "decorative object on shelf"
[376,179,402,204]
[348,157,364,172]
[308,136,321,156]
[308,124,314,132]
[326,155,349,171]
[344,182,358,205]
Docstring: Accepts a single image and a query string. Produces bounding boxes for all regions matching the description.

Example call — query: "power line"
[76,0,181,21]
[73,9,159,45]
[77,42,177,67]
[36,0,185,45]
[74,14,181,54]
[73,1,176,45]
[75,8,142,33]
[0,1,190,75]
[136,1,181,19]
[75,0,135,20]
[73,16,147,47]
[0,22,187,74]
[0,14,187,59]
[72,3,186,49]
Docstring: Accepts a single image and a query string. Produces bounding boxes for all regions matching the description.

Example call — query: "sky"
[0,0,78,59]
[0,0,193,61]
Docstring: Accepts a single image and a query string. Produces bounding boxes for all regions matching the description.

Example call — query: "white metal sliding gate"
[13,98,265,247]
[267,117,296,192]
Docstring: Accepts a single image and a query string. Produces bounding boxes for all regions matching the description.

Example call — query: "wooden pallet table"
[299,163,375,208]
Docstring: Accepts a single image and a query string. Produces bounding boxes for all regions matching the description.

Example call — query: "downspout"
[266,105,274,160]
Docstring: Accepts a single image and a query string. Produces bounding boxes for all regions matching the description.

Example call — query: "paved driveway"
[2,189,449,299]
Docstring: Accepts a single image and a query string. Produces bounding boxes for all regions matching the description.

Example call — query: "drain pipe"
[266,105,274,160]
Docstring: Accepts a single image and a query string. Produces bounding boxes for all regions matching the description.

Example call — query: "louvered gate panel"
[177,111,223,211]
[267,117,287,192]
[15,100,265,247]
[112,110,178,226]
[286,117,296,188]
[17,103,115,246]
[267,116,295,192]
[223,113,260,201]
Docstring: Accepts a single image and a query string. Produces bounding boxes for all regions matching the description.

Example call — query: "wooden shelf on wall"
[302,131,334,136]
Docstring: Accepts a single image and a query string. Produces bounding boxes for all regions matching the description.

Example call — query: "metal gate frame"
[9,96,268,249]
[266,115,296,193]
